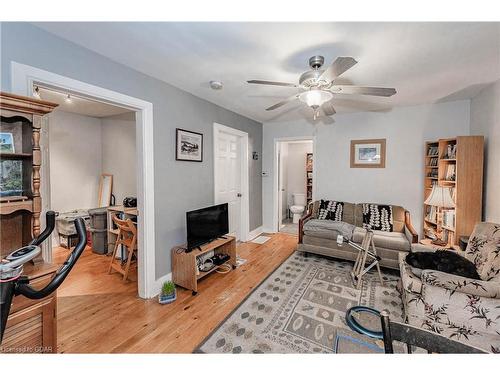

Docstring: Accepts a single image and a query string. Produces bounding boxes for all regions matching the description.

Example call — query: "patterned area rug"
[196,252,404,353]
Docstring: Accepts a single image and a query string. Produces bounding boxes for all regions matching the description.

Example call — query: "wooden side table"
[419,238,460,251]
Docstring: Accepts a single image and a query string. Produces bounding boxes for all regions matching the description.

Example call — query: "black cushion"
[318,200,344,221]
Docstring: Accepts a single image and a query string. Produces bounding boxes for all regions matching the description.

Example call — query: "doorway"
[274,138,315,235]
[213,123,250,242]
[35,85,139,296]
[11,62,157,298]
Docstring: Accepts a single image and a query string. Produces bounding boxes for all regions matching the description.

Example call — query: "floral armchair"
[399,222,500,353]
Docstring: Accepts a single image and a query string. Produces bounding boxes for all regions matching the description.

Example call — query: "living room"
[1,1,499,372]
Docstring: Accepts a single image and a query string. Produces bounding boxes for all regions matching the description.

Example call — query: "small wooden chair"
[108,215,137,282]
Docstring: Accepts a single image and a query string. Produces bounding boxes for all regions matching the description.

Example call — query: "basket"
[56,210,90,236]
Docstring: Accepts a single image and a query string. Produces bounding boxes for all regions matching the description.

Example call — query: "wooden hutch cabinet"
[0,92,58,353]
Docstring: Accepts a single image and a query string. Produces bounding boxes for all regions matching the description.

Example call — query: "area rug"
[196,252,404,353]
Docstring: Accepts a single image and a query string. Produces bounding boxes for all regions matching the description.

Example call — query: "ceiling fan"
[247,56,396,120]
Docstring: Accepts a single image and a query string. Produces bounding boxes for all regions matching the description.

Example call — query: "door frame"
[273,136,316,233]
[213,122,250,242]
[277,149,283,229]
[11,62,158,299]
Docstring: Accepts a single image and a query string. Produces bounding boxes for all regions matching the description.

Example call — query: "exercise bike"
[0,211,87,345]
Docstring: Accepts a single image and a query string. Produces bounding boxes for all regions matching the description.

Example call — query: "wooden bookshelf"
[423,136,484,246]
[306,153,313,206]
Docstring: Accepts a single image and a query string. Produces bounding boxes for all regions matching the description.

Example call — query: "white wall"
[470,79,500,223]
[49,110,102,214]
[285,142,313,208]
[101,114,137,203]
[49,110,137,246]
[262,100,471,234]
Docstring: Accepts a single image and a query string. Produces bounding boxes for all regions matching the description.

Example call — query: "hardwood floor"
[52,233,297,353]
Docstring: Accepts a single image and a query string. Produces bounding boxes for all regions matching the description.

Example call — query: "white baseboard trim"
[152,272,172,298]
[247,226,264,241]
[261,227,277,234]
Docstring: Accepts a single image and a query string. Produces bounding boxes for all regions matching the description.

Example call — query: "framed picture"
[350,139,386,168]
[0,132,15,153]
[176,128,203,162]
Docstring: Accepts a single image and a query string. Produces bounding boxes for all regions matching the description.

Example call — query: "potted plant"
[158,281,177,304]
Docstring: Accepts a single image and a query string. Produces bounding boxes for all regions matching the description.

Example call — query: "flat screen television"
[186,203,229,251]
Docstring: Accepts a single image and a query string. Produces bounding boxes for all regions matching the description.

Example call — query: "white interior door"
[215,131,242,239]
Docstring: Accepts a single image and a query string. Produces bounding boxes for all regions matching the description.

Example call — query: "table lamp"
[424,185,455,246]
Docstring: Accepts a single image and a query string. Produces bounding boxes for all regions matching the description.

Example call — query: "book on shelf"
[441,229,449,242]
[425,206,438,223]
[449,187,456,201]
[443,143,457,159]
[445,164,456,181]
[442,209,455,229]
[424,226,437,240]
[427,145,439,156]
[427,157,438,167]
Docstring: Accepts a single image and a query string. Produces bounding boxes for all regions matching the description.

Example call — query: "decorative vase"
[158,290,177,304]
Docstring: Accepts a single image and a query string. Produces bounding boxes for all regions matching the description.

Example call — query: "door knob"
[237,193,242,197]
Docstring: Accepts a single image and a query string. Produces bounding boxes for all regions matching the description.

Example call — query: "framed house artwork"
[176,128,203,162]
[350,139,386,168]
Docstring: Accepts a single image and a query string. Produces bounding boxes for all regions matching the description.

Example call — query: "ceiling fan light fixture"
[247,55,395,119]
[299,90,333,109]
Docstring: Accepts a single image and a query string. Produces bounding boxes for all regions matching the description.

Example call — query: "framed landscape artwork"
[0,133,15,153]
[350,139,386,168]
[176,128,203,162]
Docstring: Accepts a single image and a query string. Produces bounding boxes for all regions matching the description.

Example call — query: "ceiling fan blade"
[247,80,298,88]
[321,100,336,116]
[265,95,299,111]
[331,85,397,97]
[318,57,358,83]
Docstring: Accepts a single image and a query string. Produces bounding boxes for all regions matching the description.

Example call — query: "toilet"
[290,193,306,224]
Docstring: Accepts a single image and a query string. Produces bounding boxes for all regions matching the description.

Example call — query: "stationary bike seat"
[6,245,40,261]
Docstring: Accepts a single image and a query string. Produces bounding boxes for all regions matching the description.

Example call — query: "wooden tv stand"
[172,236,237,295]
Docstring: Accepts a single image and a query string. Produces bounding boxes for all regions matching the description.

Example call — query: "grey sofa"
[297,200,418,269]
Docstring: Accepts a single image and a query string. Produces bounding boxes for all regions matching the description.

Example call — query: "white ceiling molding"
[37,87,134,118]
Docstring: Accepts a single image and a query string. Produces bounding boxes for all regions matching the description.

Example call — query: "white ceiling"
[34,22,500,123]
[38,87,134,118]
